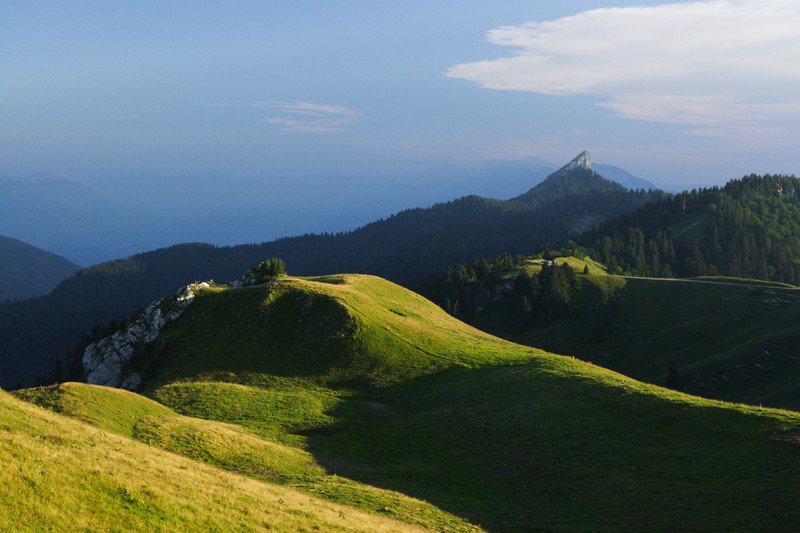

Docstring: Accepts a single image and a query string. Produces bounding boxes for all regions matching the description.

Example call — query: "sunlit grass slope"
[18,274,800,530]
[16,383,474,531]
[524,255,607,275]
[144,275,536,392]
[143,276,800,528]
[0,389,422,532]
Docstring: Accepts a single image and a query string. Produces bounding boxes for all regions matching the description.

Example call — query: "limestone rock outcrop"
[82,282,210,390]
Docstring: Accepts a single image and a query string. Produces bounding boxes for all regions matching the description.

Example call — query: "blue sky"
[3,0,800,196]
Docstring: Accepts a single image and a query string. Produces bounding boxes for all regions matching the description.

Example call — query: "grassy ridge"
[16,274,800,529]
[119,277,800,527]
[146,277,533,391]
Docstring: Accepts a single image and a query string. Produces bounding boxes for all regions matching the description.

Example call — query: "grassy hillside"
[429,254,800,410]
[19,274,800,530]
[15,383,473,531]
[0,235,79,302]
[0,389,422,531]
[0,162,663,389]
[508,274,800,409]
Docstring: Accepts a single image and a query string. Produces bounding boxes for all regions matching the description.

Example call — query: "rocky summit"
[561,150,591,172]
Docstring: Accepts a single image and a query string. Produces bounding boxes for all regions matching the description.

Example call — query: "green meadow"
[14,274,800,530]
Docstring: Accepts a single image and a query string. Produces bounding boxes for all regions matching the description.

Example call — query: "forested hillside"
[0,235,80,302]
[583,174,800,284]
[0,161,661,388]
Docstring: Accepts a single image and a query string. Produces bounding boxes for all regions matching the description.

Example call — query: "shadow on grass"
[305,363,800,531]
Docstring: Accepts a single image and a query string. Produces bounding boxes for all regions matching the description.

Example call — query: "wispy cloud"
[447,1,800,140]
[205,100,359,133]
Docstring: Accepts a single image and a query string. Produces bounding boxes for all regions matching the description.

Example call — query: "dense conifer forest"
[583,175,800,284]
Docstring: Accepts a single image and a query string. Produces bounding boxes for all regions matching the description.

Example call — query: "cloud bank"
[447,1,800,139]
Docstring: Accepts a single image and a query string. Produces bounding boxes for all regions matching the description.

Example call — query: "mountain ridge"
[583,174,800,284]
[0,154,662,388]
[594,163,658,190]
[511,152,626,206]
[0,235,80,302]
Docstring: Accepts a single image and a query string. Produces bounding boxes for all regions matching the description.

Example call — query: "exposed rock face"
[82,282,210,390]
[561,151,591,172]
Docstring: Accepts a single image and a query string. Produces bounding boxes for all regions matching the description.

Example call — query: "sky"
[2,0,800,256]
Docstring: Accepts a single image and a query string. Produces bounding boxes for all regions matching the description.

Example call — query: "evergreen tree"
[246,258,287,283]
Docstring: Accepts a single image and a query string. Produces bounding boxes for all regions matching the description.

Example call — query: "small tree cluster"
[246,258,287,284]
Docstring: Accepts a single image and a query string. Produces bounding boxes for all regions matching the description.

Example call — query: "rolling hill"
[424,254,800,410]
[0,235,80,302]
[0,153,663,388]
[14,273,800,530]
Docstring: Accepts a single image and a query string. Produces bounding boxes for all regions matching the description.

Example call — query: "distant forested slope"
[0,235,80,302]
[582,175,800,284]
[0,166,661,388]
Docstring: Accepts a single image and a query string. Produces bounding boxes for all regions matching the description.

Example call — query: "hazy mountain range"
[0,157,657,266]
[0,153,662,388]
[0,235,79,302]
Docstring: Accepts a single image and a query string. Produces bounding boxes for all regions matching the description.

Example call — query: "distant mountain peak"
[560,151,591,172]
[510,151,624,206]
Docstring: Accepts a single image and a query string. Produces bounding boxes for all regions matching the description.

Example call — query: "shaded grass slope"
[483,272,800,409]
[142,277,800,528]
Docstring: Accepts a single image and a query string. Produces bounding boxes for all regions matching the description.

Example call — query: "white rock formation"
[82,282,210,390]
[561,150,591,171]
